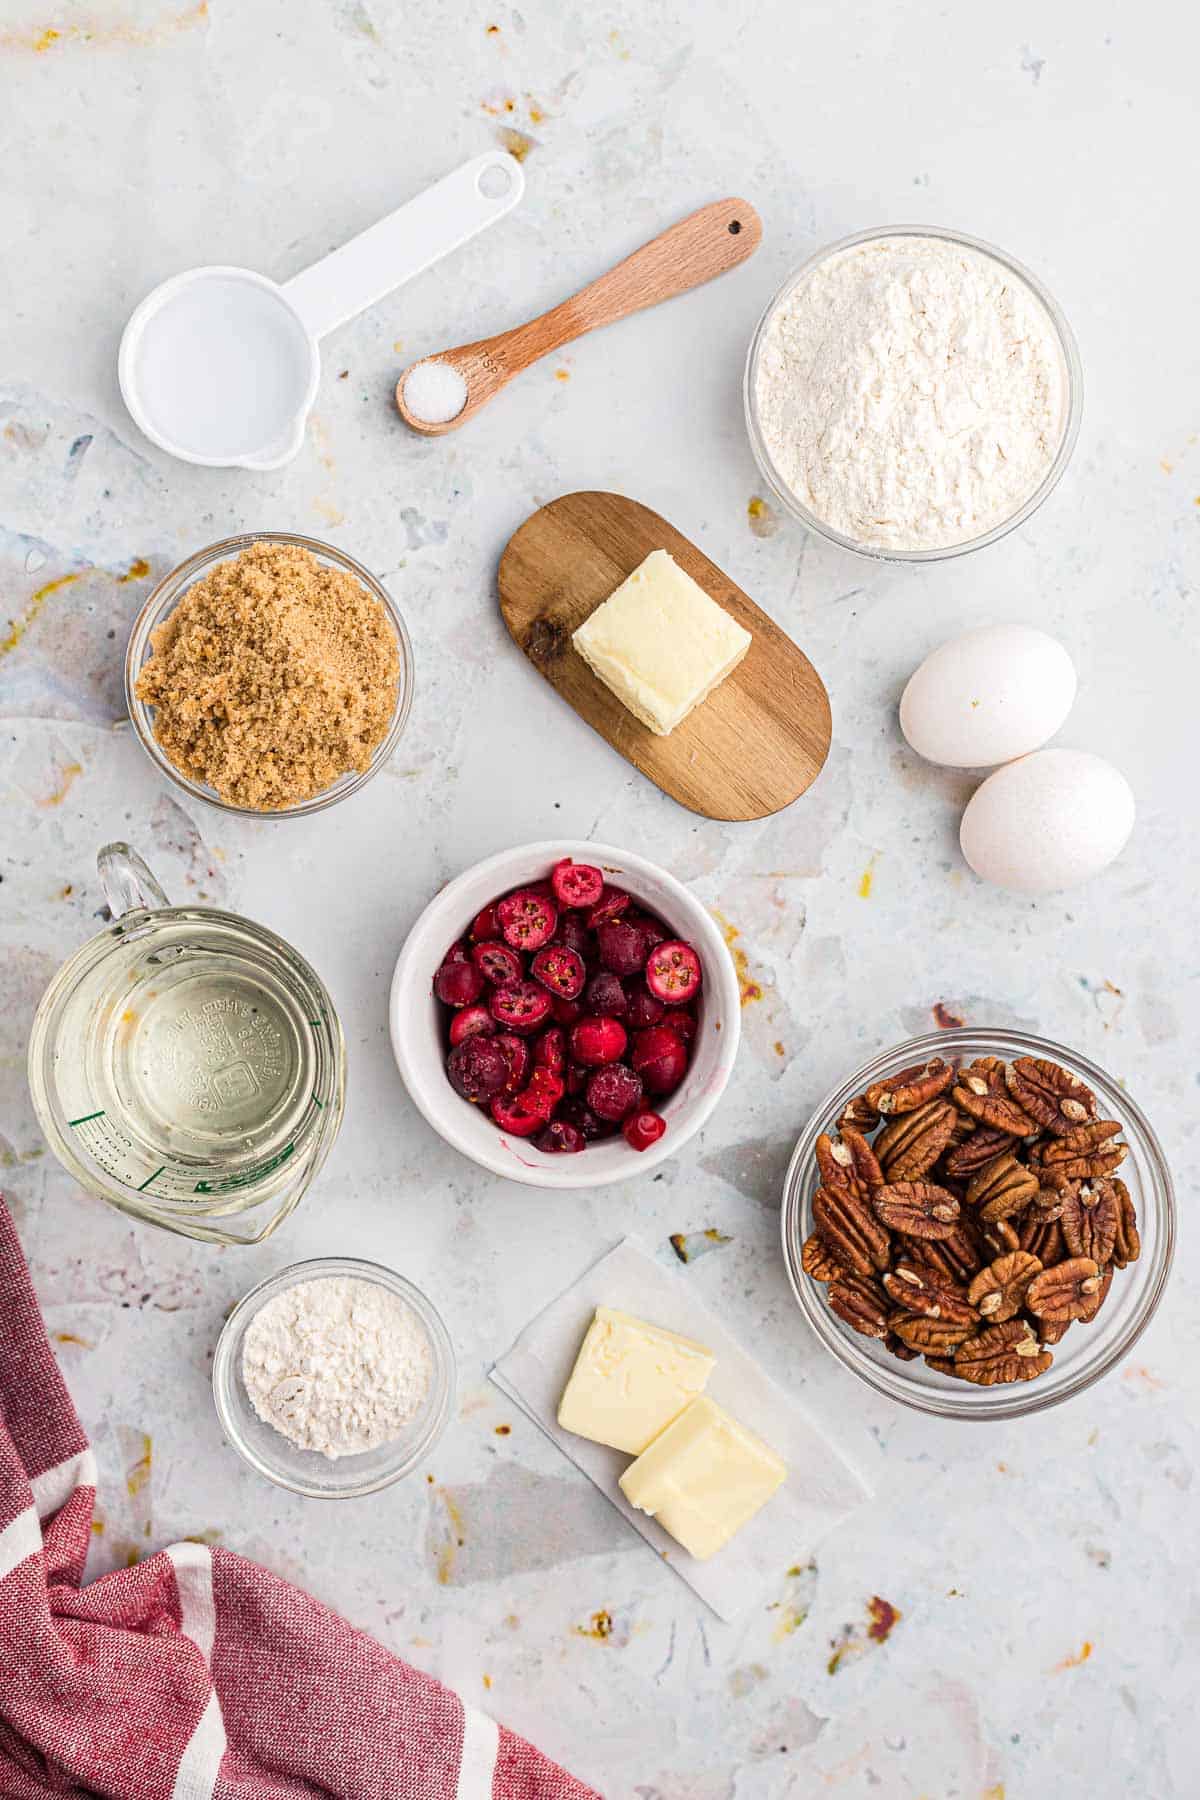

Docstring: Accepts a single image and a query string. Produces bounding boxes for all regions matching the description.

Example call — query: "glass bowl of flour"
[213,1256,455,1497]
[744,225,1082,561]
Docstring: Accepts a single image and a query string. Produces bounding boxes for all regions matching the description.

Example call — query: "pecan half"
[875,1099,958,1181]
[801,1233,841,1282]
[813,1185,891,1276]
[1035,1316,1071,1345]
[1032,1120,1127,1183]
[1006,1057,1098,1137]
[947,1320,1053,1384]
[941,1125,1015,1180]
[1025,1256,1103,1323]
[1111,1179,1141,1268]
[889,1309,975,1354]
[1023,1187,1065,1223]
[815,1128,883,1197]
[838,1092,880,1133]
[865,1058,955,1117]
[1060,1179,1119,1265]
[965,1152,1040,1222]
[1018,1215,1064,1264]
[872,1180,961,1239]
[884,1333,919,1361]
[882,1260,977,1324]
[828,1274,890,1339]
[968,1251,1042,1322]
[953,1059,1038,1137]
[1077,1263,1114,1324]
[981,1217,1022,1258]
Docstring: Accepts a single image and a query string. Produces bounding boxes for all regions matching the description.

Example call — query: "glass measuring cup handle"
[97,842,171,918]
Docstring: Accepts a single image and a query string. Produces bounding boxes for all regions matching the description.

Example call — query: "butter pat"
[557,1308,716,1455]
[618,1396,787,1562]
[572,549,752,736]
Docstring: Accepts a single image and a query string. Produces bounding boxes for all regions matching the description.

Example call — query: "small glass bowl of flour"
[744,225,1082,561]
[213,1257,455,1497]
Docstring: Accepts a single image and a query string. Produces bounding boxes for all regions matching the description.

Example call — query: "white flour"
[242,1276,433,1459]
[754,234,1068,551]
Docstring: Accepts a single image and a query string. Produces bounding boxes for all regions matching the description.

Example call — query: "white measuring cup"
[117,150,524,470]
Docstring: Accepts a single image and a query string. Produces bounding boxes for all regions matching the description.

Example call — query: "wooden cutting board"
[497,491,831,822]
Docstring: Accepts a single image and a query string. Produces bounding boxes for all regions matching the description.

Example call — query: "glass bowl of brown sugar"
[125,532,414,818]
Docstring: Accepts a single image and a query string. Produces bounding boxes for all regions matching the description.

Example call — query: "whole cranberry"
[446,1036,508,1103]
[434,959,484,1008]
[586,1063,643,1122]
[630,1025,688,1095]
[570,1015,628,1066]
[584,970,627,1017]
[448,1004,496,1046]
[623,981,665,1030]
[535,1119,586,1154]
[557,1098,608,1141]
[596,920,648,977]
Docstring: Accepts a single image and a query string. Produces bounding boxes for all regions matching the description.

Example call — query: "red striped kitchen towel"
[0,1199,599,1800]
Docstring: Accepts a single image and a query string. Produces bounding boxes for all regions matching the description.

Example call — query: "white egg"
[960,750,1135,895]
[900,624,1077,767]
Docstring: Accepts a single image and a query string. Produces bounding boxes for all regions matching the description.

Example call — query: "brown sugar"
[135,541,401,811]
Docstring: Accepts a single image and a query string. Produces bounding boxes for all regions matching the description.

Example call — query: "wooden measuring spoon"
[395,196,761,435]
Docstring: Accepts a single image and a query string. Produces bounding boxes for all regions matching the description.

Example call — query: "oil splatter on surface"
[827,1596,902,1673]
[746,496,779,539]
[1053,1640,1094,1671]
[669,1228,732,1264]
[710,911,762,1005]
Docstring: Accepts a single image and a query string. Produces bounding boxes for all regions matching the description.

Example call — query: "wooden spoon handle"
[517,195,762,356]
[396,198,761,433]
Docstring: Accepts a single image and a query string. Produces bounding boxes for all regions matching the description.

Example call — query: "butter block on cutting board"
[618,1395,787,1562]
[571,549,752,736]
[557,1307,716,1456]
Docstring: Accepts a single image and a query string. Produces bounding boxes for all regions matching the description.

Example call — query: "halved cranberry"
[434,959,485,1008]
[645,939,702,1005]
[669,1009,698,1046]
[584,970,628,1017]
[551,994,583,1025]
[472,940,523,986]
[522,1066,564,1119]
[586,1062,644,1122]
[470,905,501,943]
[558,1098,609,1140]
[448,1004,496,1046]
[586,885,631,929]
[564,1061,589,1095]
[446,1036,509,1103]
[570,1015,627,1066]
[490,1092,543,1137]
[494,1033,530,1095]
[536,1118,586,1154]
[630,1024,688,1095]
[623,981,665,1029]
[530,944,585,999]
[496,889,558,952]
[623,1108,667,1152]
[551,858,605,910]
[532,1026,565,1072]
[553,913,592,961]
[597,920,649,977]
[489,980,553,1034]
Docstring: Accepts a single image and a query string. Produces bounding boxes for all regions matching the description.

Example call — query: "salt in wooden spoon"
[395,196,762,435]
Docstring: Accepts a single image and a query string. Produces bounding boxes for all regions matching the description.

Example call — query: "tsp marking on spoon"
[396,196,762,437]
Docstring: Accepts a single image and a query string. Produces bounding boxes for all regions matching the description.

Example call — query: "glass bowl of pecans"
[780,1029,1175,1420]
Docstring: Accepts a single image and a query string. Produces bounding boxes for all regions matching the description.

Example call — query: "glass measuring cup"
[28,845,345,1245]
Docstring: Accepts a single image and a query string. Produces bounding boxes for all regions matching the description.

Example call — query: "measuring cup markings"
[29,844,345,1244]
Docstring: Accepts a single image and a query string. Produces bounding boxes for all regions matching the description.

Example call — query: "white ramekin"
[389,841,741,1189]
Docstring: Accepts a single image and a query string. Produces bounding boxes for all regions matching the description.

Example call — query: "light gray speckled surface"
[1,3,1197,1795]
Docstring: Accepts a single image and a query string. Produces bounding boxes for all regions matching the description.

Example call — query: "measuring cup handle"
[98,843,171,919]
[280,151,525,343]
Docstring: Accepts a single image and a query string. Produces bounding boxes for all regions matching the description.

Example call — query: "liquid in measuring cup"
[63,924,322,1203]
[30,843,344,1244]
